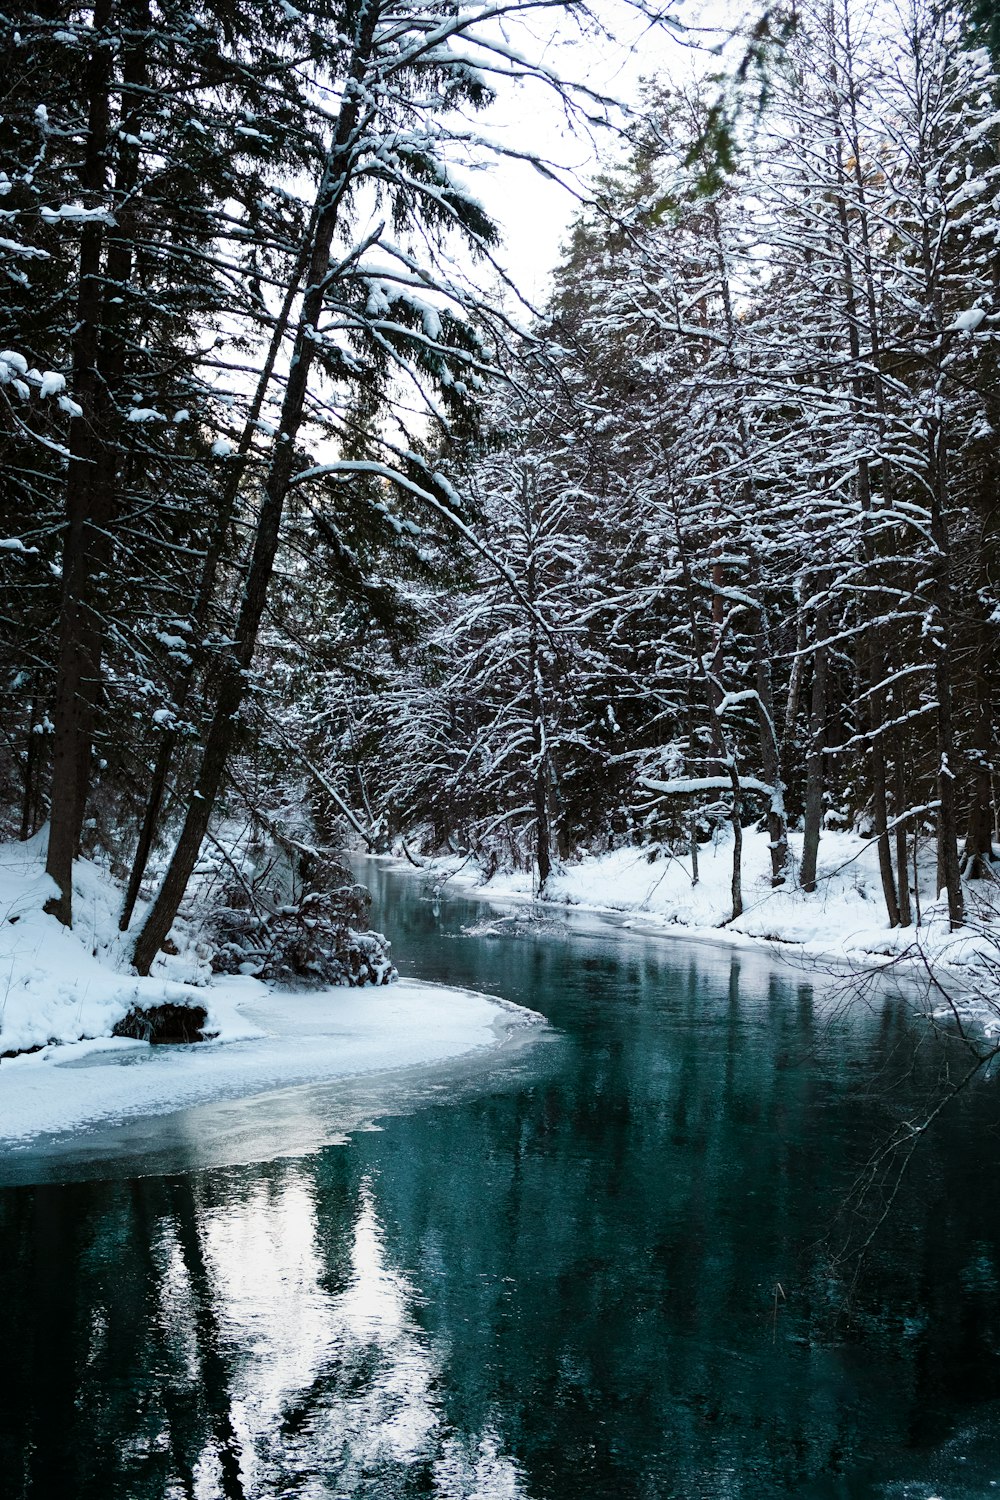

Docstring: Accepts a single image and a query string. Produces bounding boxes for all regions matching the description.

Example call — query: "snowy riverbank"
[0,978,539,1148]
[398,828,1000,985]
[0,837,541,1147]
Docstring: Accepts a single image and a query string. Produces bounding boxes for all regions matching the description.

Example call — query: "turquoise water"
[1,861,999,1498]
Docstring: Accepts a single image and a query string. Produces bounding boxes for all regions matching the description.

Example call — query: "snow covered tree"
[129,0,617,969]
[345,0,1000,936]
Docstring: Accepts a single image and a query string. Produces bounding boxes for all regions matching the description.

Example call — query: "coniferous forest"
[2,0,1000,973]
[8,5,1000,1496]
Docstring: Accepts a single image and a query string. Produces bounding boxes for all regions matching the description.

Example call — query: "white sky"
[474,0,739,304]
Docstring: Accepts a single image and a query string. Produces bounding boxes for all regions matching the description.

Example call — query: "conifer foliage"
[3,0,998,965]
[0,0,610,971]
[325,0,1000,931]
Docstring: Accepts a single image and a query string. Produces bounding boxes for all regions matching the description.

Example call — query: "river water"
[2,860,1000,1498]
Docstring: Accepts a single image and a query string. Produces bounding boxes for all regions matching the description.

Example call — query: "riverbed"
[2,859,999,1498]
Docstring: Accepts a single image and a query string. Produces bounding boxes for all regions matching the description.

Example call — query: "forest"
[7,4,1000,1493]
[2,0,999,987]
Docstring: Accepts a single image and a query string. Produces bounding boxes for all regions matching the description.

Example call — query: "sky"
[474,0,737,304]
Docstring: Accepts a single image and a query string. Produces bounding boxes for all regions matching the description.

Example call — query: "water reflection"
[0,1158,536,1498]
[2,867,1000,1498]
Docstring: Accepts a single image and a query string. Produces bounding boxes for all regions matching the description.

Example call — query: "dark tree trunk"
[19,690,40,842]
[934,658,963,929]
[728,764,743,921]
[828,45,900,929]
[892,717,912,927]
[672,500,742,921]
[783,605,806,746]
[73,0,152,857]
[800,609,828,893]
[44,0,115,925]
[870,725,901,927]
[708,202,788,888]
[524,473,552,892]
[120,731,176,928]
[853,461,900,928]
[753,607,788,887]
[962,609,996,877]
[131,2,378,973]
[687,665,700,887]
[530,649,552,892]
[120,195,320,931]
[533,741,552,890]
[928,422,963,929]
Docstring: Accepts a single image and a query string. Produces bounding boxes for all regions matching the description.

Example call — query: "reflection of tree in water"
[350,943,1000,1497]
[2,925,1000,1498]
[0,1160,533,1498]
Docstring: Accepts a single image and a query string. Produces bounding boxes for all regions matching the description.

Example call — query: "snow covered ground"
[3,824,997,1153]
[405,827,1000,983]
[0,979,539,1149]
[0,835,542,1147]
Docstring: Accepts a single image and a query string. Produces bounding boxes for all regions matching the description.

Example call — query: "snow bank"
[0,831,214,1058]
[0,978,537,1147]
[413,828,1000,976]
[0,835,542,1147]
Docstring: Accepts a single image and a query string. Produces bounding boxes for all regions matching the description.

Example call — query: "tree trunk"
[783,603,806,745]
[728,764,743,921]
[120,731,177,928]
[524,470,552,891]
[800,608,828,893]
[529,637,552,894]
[72,0,152,859]
[44,0,114,925]
[753,605,788,887]
[671,497,741,920]
[131,1,379,973]
[892,720,912,927]
[119,194,321,930]
[928,421,963,929]
[870,724,901,928]
[19,690,40,842]
[934,663,963,929]
[707,203,788,887]
[826,11,900,928]
[688,665,700,887]
[533,740,552,890]
[962,607,996,877]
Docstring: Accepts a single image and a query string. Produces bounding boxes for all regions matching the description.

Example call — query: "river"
[1,858,999,1498]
